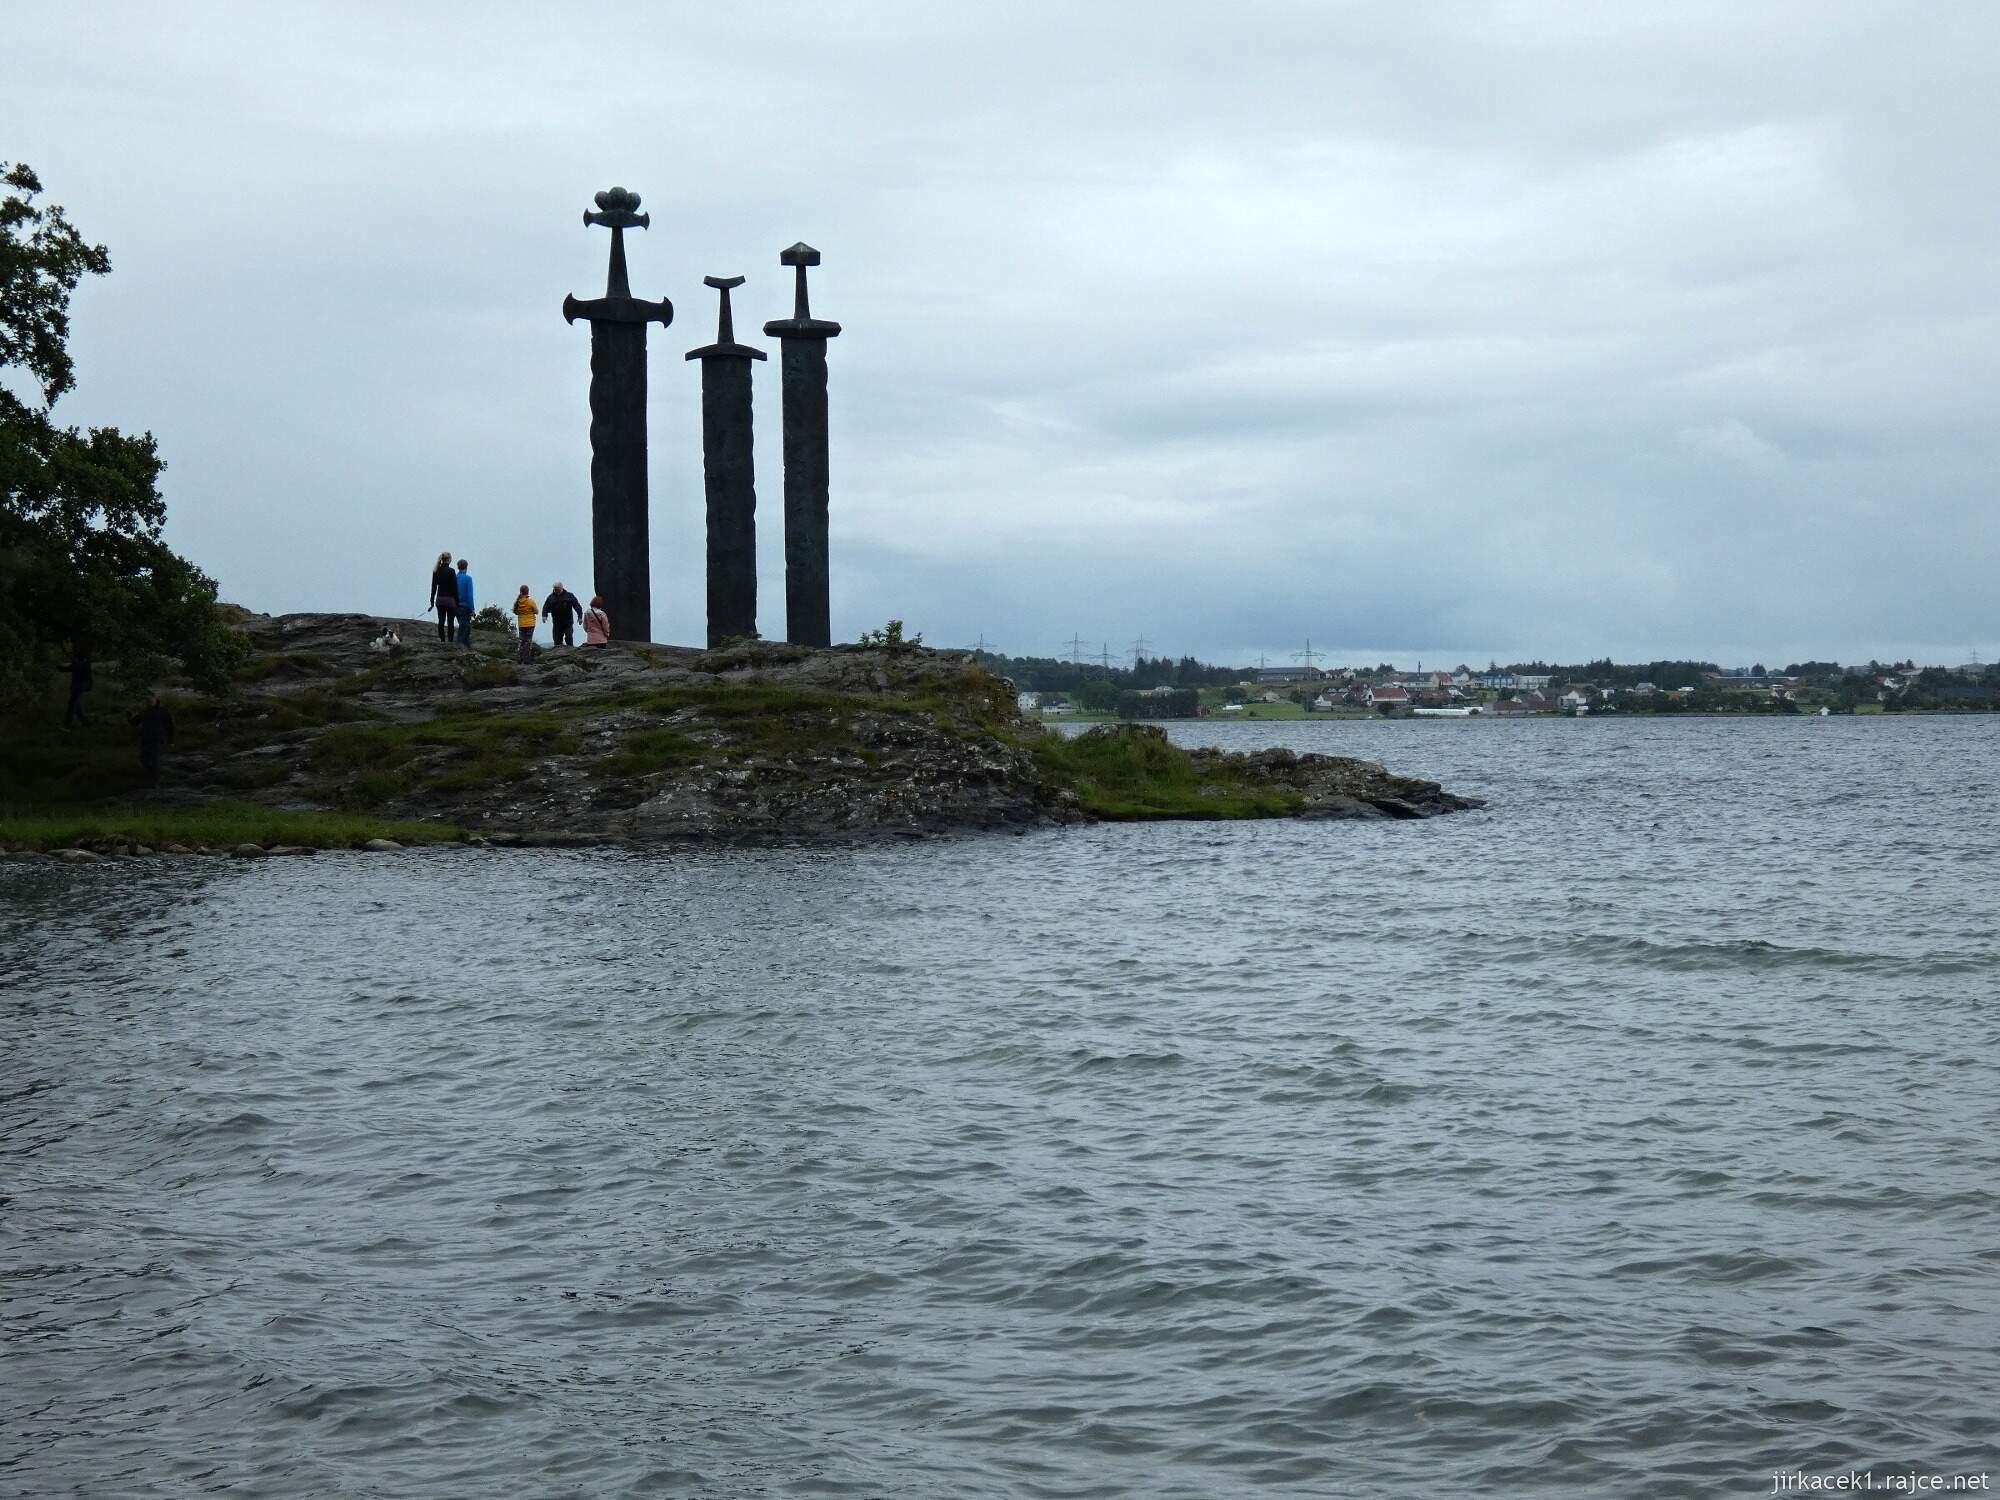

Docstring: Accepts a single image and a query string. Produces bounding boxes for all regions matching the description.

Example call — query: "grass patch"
[310,710,577,807]
[590,683,897,761]
[1,692,228,807]
[462,662,520,690]
[1031,725,1300,820]
[595,727,704,778]
[264,691,375,732]
[0,802,464,851]
[217,759,294,790]
[234,652,333,683]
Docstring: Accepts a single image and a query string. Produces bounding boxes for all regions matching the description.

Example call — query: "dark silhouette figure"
[65,644,93,725]
[134,694,174,782]
[542,582,584,647]
[427,550,457,641]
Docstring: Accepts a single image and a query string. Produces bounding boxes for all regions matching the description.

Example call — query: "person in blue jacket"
[454,558,475,647]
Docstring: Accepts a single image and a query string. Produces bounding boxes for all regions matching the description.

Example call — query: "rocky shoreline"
[3,611,1481,852]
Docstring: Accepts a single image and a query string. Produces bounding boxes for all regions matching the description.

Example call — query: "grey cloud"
[7,0,1997,668]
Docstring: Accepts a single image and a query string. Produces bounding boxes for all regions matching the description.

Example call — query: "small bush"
[857,619,922,648]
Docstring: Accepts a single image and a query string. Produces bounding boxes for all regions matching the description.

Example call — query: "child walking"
[512,585,539,661]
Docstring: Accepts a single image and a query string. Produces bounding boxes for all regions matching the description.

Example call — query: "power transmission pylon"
[1062,634,1086,665]
[1292,637,1322,676]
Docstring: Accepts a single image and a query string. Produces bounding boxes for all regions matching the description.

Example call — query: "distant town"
[972,651,2000,720]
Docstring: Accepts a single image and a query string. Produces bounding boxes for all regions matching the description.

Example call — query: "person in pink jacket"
[581,596,611,647]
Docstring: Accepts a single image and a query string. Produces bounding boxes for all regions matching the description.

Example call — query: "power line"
[1098,643,1115,671]
[1292,637,1322,676]
[1061,633,1086,665]
[961,633,1000,656]
[1129,633,1153,666]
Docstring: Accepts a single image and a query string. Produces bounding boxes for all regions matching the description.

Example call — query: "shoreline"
[3,612,1480,853]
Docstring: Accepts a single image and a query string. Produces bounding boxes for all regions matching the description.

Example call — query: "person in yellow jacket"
[512,584,539,661]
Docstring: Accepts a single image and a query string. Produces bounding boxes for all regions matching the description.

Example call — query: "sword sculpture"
[563,187,671,642]
[685,276,765,648]
[763,242,841,648]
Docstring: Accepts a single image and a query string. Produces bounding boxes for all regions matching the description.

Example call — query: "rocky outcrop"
[1184,742,1477,819]
[135,612,1479,843]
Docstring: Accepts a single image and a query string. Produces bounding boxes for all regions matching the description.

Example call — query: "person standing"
[512,585,539,661]
[454,559,475,647]
[134,693,174,782]
[542,581,583,648]
[65,641,93,725]
[427,550,457,641]
[581,595,611,647]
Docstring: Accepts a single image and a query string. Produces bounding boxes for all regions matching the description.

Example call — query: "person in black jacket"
[65,642,93,725]
[426,550,457,641]
[134,694,175,782]
[542,581,584,648]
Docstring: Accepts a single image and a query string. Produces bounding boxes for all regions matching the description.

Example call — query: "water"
[4,716,1996,1497]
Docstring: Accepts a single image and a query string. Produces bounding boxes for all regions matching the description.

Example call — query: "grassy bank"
[0,803,466,851]
[1030,725,1300,819]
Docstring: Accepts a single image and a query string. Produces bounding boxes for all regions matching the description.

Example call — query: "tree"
[1,162,239,707]
[1072,678,1120,712]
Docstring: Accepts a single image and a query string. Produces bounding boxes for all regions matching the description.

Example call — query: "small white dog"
[369,627,402,651]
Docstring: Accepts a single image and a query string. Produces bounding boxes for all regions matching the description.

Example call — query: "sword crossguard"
[685,274,765,361]
[584,208,650,231]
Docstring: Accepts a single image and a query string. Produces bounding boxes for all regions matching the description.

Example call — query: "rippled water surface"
[5,716,1998,1497]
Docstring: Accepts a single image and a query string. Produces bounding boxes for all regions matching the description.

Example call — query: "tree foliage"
[0,163,239,705]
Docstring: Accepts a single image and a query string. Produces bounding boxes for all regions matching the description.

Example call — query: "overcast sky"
[9,1,1997,668]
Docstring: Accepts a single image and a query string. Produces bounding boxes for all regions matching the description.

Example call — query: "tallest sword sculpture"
[563,187,671,642]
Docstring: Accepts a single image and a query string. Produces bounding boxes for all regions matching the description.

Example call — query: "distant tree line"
[977,652,1239,694]
[1506,659,1720,691]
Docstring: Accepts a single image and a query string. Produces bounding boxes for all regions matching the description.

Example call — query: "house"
[1311,692,1339,711]
[1559,689,1591,711]
[1367,684,1412,708]
[1516,674,1553,690]
[1016,692,1040,711]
